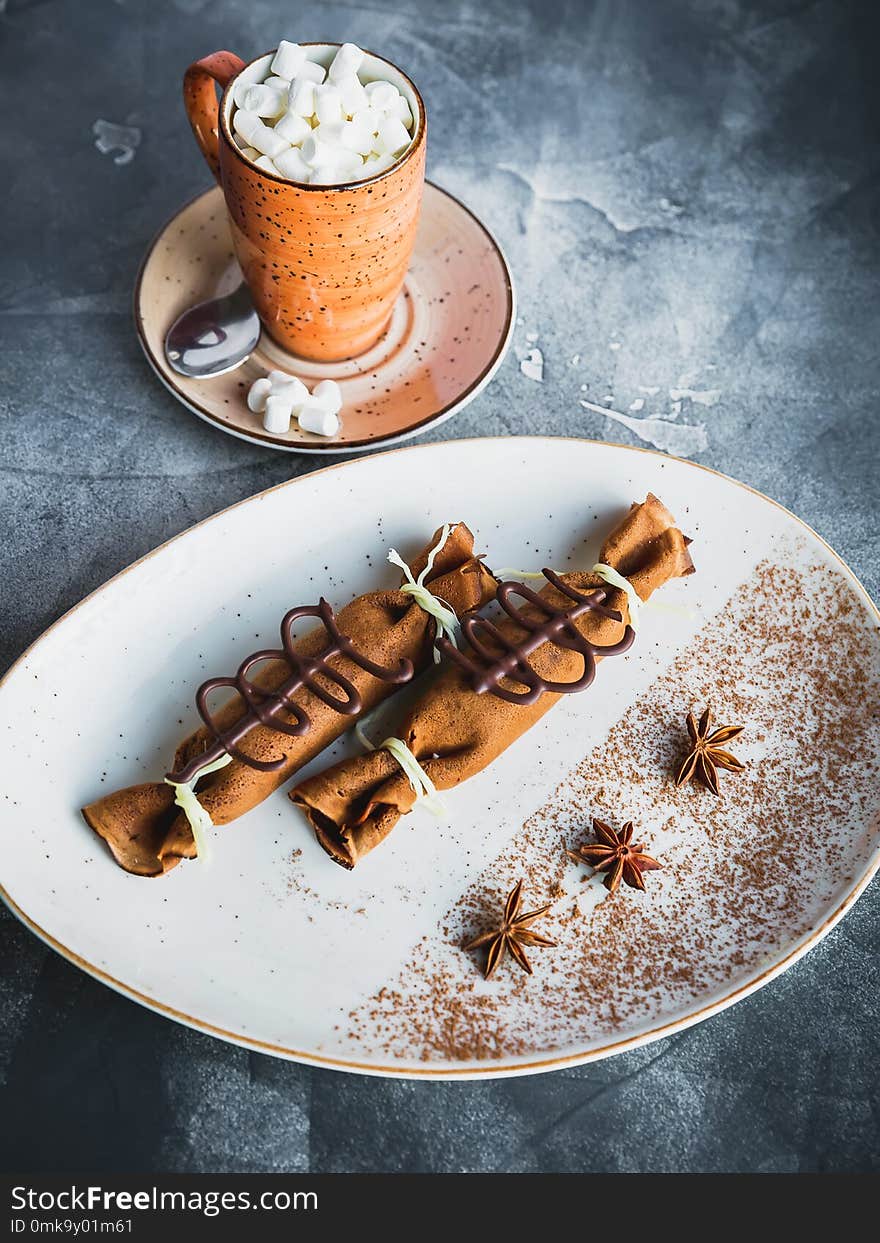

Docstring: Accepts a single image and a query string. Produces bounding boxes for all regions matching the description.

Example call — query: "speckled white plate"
[135,183,515,453]
[1,438,878,1078]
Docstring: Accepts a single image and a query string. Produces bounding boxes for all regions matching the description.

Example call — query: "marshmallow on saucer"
[257,369,309,435]
[246,377,272,414]
[248,372,343,438]
[263,394,294,434]
[298,399,340,437]
[311,379,343,415]
[271,40,307,81]
[268,371,309,405]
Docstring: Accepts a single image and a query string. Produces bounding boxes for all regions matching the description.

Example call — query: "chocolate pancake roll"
[291,496,694,868]
[83,523,496,876]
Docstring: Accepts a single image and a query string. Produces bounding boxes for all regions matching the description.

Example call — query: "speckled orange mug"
[183,43,426,361]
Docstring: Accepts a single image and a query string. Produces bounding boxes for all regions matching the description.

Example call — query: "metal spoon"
[164,282,260,378]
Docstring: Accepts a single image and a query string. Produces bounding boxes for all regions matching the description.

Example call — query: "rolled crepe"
[83,523,496,876]
[292,495,694,868]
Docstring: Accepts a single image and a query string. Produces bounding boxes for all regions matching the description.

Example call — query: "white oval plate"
[1,438,878,1078]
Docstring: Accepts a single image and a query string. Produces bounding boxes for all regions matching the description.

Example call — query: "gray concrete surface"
[1,0,878,1173]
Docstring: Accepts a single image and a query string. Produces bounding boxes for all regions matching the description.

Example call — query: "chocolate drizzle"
[437,569,635,706]
[167,599,414,785]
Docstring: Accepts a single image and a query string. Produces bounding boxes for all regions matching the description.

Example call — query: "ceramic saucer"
[135,182,515,453]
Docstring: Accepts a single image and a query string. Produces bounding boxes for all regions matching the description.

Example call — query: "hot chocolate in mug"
[183,43,426,362]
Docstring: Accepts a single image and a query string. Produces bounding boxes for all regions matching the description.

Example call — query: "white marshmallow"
[297,399,340,437]
[232,80,254,109]
[271,40,307,81]
[240,146,260,160]
[391,93,413,127]
[374,116,411,157]
[254,154,280,174]
[268,371,309,405]
[263,394,294,435]
[314,120,345,143]
[333,150,366,179]
[352,105,383,135]
[265,75,290,90]
[242,83,287,118]
[363,150,395,176]
[364,80,399,113]
[308,153,363,184]
[328,42,364,82]
[301,132,334,167]
[250,121,290,158]
[275,110,311,145]
[233,109,260,143]
[336,72,368,117]
[311,379,343,415]
[296,60,326,84]
[314,83,344,124]
[289,78,317,117]
[315,120,371,162]
[274,145,312,182]
[337,117,374,155]
[246,377,272,414]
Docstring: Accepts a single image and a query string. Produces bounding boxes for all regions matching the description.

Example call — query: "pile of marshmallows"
[231,41,414,184]
[248,372,343,437]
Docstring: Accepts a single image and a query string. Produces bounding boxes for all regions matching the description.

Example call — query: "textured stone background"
[1,0,878,1172]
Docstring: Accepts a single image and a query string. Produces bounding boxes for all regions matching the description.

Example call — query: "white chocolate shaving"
[163,752,233,862]
[591,562,641,632]
[493,563,641,631]
[355,721,445,817]
[387,523,459,662]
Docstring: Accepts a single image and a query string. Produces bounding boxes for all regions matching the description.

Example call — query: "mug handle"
[183,51,246,183]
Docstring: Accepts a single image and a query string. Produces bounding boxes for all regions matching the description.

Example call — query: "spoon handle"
[183,51,246,183]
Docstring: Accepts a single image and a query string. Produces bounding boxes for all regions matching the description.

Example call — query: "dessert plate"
[135,183,515,452]
[1,438,878,1078]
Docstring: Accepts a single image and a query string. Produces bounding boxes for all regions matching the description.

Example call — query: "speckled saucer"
[135,183,515,453]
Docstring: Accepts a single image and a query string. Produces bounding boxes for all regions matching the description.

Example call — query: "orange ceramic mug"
[183,43,426,362]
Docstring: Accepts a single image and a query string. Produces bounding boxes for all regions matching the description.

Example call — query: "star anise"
[463,879,557,979]
[566,818,662,894]
[674,706,745,795]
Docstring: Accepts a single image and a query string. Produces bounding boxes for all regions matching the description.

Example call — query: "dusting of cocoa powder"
[346,553,880,1062]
